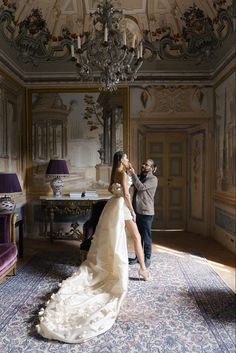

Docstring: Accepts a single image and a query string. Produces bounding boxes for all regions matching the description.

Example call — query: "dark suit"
[131,171,158,261]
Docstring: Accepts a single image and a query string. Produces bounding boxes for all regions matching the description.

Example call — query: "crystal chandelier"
[70,0,144,91]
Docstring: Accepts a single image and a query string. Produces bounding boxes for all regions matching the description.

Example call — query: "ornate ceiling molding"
[0,0,235,82]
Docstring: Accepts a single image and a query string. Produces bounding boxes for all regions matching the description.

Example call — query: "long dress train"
[36,182,131,343]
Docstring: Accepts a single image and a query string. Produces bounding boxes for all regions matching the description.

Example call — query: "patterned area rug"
[0,250,235,353]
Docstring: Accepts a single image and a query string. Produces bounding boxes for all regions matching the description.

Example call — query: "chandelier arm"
[131,59,144,80]
[75,49,94,79]
[125,50,136,67]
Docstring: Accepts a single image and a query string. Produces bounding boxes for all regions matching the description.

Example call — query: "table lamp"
[46,159,69,197]
[0,173,22,212]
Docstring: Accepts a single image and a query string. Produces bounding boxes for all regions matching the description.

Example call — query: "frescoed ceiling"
[0,0,235,82]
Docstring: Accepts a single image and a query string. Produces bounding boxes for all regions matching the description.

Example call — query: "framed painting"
[27,87,129,194]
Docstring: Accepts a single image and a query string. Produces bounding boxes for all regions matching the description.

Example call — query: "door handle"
[167,177,173,181]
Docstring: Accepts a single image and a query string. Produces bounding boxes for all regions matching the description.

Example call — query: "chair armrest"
[10,213,17,243]
[0,212,17,243]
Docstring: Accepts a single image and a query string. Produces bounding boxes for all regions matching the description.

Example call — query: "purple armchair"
[0,213,18,282]
[80,200,107,254]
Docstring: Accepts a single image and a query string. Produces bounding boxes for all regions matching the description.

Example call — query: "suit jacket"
[131,171,158,215]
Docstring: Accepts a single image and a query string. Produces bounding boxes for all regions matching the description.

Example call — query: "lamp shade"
[46,159,69,175]
[0,173,22,194]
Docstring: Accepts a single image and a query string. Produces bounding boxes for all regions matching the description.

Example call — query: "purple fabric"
[0,173,22,193]
[46,159,69,175]
[0,243,17,275]
[0,214,11,243]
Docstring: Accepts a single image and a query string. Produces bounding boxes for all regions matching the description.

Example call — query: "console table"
[40,195,111,243]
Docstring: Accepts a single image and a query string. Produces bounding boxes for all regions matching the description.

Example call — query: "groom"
[128,159,158,268]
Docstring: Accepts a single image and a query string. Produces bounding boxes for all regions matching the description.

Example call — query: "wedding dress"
[36,176,132,343]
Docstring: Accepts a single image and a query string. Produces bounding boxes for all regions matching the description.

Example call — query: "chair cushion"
[80,201,107,252]
[0,243,17,276]
[80,239,92,252]
[83,200,107,241]
[90,200,107,223]
[0,214,11,243]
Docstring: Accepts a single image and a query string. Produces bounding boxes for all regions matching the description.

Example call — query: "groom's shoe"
[145,258,151,268]
[129,257,139,265]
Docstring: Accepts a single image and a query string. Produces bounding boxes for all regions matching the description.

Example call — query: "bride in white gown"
[36,151,149,343]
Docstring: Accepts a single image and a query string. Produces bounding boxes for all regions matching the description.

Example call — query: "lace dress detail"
[36,174,131,343]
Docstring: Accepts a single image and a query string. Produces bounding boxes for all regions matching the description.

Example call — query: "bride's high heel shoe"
[138,268,150,281]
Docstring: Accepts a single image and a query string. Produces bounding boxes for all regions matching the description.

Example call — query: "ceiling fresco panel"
[85,0,146,13]
[0,0,234,80]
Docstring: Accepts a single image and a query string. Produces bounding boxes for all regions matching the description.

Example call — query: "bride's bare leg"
[125,220,146,271]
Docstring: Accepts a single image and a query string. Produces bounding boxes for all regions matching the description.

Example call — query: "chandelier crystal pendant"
[70,0,144,91]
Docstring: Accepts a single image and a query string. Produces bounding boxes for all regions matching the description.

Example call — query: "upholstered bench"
[0,213,18,282]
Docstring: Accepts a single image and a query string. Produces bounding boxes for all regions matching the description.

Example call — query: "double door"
[146,132,187,230]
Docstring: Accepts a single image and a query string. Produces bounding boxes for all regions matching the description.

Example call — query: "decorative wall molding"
[214,70,236,194]
[0,76,24,169]
[130,85,213,119]
[189,130,205,221]
[214,191,236,206]
[215,206,236,237]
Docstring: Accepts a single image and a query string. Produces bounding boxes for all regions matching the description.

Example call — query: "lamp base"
[0,196,16,212]
[50,176,64,197]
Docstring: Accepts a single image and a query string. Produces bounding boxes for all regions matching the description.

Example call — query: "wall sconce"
[46,159,69,197]
[0,173,22,212]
